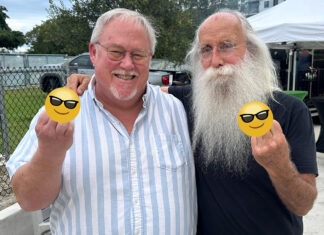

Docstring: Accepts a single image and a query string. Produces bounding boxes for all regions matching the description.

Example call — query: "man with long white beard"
[191,53,270,174]
[67,9,318,235]
[169,9,318,235]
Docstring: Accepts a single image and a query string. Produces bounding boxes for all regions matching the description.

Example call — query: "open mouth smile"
[114,73,137,80]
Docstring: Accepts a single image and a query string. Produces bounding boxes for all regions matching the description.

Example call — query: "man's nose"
[120,53,135,69]
[210,48,224,68]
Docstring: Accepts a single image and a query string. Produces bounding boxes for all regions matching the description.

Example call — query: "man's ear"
[89,43,97,67]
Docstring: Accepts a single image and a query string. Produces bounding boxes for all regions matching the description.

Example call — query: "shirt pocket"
[152,134,189,171]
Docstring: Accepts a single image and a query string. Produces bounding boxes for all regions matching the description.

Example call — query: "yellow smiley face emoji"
[45,87,80,123]
[237,101,273,137]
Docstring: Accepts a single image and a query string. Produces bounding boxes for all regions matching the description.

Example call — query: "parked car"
[40,53,92,93]
[39,53,191,93]
[149,59,191,86]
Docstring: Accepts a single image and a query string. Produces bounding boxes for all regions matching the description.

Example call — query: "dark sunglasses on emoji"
[240,110,269,123]
[49,96,79,109]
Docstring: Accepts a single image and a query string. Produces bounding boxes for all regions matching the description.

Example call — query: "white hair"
[186,9,280,97]
[189,9,281,175]
[90,8,157,54]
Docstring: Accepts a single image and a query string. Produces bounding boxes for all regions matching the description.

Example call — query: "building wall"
[240,0,286,16]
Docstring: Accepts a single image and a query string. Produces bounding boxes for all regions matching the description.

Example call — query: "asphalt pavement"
[303,124,324,235]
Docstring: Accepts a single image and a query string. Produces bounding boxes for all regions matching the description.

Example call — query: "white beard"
[192,54,270,175]
[110,70,139,101]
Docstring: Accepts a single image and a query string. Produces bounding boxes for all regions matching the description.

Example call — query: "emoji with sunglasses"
[45,87,80,123]
[237,101,273,137]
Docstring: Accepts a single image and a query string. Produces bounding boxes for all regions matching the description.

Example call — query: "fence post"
[23,55,31,85]
[0,70,10,160]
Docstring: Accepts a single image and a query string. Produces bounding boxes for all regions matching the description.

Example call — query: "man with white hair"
[6,8,197,235]
[67,9,318,235]
[169,9,318,235]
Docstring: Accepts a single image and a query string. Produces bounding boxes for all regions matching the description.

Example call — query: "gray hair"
[90,8,157,54]
[186,9,280,94]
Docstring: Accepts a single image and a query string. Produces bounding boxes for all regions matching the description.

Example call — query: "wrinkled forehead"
[198,13,245,44]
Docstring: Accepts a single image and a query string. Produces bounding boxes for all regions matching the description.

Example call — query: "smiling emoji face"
[237,101,273,137]
[45,87,80,123]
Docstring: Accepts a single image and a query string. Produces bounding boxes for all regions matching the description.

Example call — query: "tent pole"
[287,49,293,90]
[292,50,297,91]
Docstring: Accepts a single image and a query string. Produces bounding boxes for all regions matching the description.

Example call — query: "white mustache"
[205,65,236,77]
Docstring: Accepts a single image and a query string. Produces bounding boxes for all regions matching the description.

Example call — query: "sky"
[1,0,71,34]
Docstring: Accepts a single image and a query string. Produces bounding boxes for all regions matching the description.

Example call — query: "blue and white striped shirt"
[7,80,197,235]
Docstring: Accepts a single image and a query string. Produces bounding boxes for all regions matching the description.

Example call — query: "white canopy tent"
[248,0,324,90]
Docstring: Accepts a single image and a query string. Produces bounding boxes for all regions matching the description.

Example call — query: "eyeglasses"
[50,96,79,109]
[96,42,151,64]
[199,41,239,59]
[240,110,269,123]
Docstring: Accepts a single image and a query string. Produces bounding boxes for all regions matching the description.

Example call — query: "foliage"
[0,5,25,49]
[24,0,239,62]
[0,5,10,30]
[39,0,197,62]
[135,0,196,63]
[190,0,239,25]
[0,30,25,50]
[25,16,91,55]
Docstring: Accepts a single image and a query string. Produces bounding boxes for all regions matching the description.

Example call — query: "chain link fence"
[0,66,66,210]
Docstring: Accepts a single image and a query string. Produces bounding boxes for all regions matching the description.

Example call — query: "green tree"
[25,15,91,55]
[25,0,238,61]
[133,0,195,62]
[27,0,195,62]
[188,0,239,26]
[0,5,25,49]
[0,5,10,30]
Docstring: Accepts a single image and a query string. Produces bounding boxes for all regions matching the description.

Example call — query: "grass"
[0,87,47,155]
[0,86,46,204]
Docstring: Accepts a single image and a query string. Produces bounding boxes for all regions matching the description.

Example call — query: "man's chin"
[110,86,138,101]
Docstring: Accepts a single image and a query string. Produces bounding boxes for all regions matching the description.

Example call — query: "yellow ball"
[237,101,273,137]
[45,87,80,123]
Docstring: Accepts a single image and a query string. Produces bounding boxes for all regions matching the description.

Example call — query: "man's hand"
[36,111,74,158]
[251,120,317,216]
[11,111,75,211]
[251,120,290,172]
[66,74,91,96]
